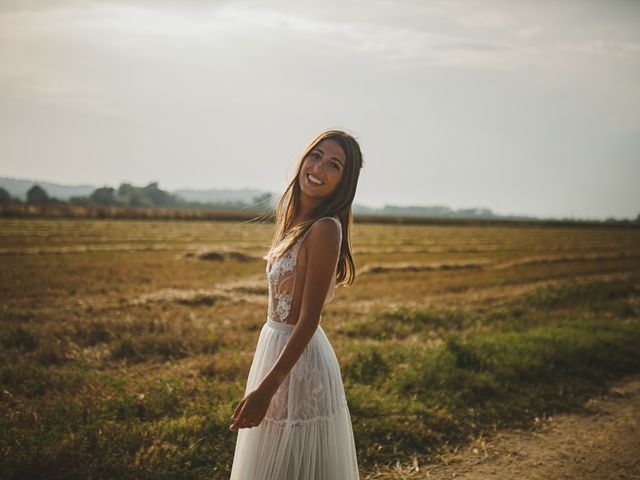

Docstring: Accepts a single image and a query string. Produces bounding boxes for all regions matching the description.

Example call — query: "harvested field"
[1,218,639,479]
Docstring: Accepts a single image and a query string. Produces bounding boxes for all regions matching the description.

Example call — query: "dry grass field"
[1,218,639,479]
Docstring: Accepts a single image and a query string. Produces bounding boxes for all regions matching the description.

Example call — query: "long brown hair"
[266,129,364,286]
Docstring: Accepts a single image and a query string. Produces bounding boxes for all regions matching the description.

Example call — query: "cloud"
[559,40,640,57]
[0,0,230,14]
[515,25,542,39]
[454,10,511,30]
[210,4,530,68]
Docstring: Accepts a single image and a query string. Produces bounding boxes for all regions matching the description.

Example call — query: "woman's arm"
[256,218,341,393]
[230,218,341,430]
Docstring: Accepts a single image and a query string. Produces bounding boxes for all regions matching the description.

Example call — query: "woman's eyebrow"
[315,147,344,167]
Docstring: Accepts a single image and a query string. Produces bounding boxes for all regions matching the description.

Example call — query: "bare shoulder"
[305,217,341,253]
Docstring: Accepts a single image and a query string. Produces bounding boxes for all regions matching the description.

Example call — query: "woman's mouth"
[307,173,324,186]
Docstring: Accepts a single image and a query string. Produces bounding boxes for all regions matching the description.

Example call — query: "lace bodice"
[265,216,342,324]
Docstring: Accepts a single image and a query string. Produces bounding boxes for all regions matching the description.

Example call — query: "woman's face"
[298,138,346,203]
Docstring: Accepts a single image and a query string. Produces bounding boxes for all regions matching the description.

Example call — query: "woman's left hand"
[229,386,274,431]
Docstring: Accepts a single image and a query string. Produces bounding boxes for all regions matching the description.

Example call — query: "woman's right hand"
[229,386,274,431]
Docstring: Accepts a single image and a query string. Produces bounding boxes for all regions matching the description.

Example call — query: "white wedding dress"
[229,215,360,480]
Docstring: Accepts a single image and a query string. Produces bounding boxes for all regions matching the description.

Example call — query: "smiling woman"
[229,129,364,480]
[296,139,347,213]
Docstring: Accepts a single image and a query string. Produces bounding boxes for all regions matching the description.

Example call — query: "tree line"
[0,183,638,224]
[0,182,272,211]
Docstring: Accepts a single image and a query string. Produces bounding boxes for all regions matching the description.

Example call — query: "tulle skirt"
[230,318,359,480]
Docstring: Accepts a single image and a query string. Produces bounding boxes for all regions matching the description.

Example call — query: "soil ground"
[366,374,640,480]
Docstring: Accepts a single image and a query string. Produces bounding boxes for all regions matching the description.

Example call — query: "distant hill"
[378,204,502,219]
[0,176,95,201]
[0,176,272,206]
[352,203,539,221]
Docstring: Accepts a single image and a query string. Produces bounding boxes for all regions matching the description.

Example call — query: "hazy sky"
[1,0,639,220]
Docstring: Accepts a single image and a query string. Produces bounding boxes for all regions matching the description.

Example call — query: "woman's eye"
[331,162,340,169]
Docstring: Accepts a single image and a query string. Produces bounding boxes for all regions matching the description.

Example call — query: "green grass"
[346,314,640,465]
[515,278,639,311]
[0,370,241,480]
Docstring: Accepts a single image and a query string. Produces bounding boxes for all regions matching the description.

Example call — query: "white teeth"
[308,174,324,185]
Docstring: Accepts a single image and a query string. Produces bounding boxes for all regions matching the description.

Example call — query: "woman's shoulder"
[314,214,341,228]
[307,215,341,234]
[266,216,342,259]
[303,216,342,250]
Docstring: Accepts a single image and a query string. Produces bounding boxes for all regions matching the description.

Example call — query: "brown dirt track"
[366,374,640,480]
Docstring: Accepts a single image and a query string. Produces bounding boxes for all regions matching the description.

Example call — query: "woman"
[229,129,364,479]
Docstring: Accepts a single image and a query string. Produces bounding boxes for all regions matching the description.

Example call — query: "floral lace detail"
[265,216,341,324]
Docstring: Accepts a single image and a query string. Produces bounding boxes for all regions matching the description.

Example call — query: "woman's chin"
[300,180,323,195]
[300,189,332,204]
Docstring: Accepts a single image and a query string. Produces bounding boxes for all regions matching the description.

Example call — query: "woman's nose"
[313,160,328,172]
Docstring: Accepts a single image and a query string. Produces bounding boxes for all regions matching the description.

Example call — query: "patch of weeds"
[518,278,639,312]
[0,359,50,396]
[2,325,38,351]
[34,340,68,365]
[346,383,460,465]
[110,336,140,361]
[0,409,150,480]
[342,306,467,340]
[445,336,485,370]
[609,298,640,318]
[343,343,390,385]
[110,331,220,363]
[100,380,183,423]
[340,317,407,340]
[197,352,249,381]
[380,306,466,331]
[73,320,113,346]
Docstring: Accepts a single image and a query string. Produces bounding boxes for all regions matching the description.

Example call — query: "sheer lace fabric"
[265,216,341,324]
[230,321,359,479]
[230,216,359,480]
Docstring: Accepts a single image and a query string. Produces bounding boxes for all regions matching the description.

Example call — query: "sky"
[1,0,639,220]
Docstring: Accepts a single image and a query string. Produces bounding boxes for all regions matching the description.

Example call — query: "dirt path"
[365,374,640,479]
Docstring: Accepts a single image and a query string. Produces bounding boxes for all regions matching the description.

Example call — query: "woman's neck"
[295,195,322,225]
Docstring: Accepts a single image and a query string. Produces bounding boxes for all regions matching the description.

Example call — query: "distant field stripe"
[0,245,260,257]
[360,252,640,274]
[361,260,490,274]
[492,252,640,269]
